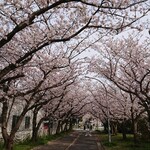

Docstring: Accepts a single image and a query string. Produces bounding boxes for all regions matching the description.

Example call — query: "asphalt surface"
[33,130,103,150]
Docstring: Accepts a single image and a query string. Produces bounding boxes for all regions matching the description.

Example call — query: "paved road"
[33,130,103,150]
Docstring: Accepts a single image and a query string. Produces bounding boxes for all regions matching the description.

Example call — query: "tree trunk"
[133,120,138,143]
[122,120,127,140]
[69,120,73,130]
[1,101,9,149]
[2,103,28,150]
[64,120,68,131]
[5,137,14,150]
[56,121,61,134]
[48,119,53,136]
[130,101,138,143]
[111,122,117,135]
[60,122,64,132]
[114,123,118,135]
[31,107,43,141]
[147,114,150,139]
[148,111,150,128]
[31,127,39,142]
[2,101,14,150]
[31,108,38,142]
[48,125,51,136]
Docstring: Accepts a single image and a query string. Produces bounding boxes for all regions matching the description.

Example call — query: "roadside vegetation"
[99,133,150,150]
[0,131,70,150]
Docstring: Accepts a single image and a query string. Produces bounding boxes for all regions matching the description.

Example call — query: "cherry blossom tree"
[85,77,145,142]
[86,79,130,139]
[30,55,84,141]
[49,81,90,134]
[0,1,150,150]
[0,44,85,149]
[0,0,149,82]
[89,35,150,134]
[31,81,74,141]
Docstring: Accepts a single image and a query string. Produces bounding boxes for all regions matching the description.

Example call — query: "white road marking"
[64,133,81,150]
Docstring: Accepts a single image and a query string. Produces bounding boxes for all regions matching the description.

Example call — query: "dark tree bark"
[121,119,127,140]
[56,120,61,134]
[111,121,118,135]
[31,106,44,141]
[1,101,9,149]
[64,120,69,132]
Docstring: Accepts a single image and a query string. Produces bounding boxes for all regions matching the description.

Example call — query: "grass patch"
[103,142,117,147]
[0,131,71,150]
[99,133,150,150]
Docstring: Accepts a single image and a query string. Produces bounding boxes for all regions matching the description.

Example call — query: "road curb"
[97,142,105,150]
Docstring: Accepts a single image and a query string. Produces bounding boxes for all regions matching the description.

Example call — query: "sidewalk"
[32,130,104,150]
